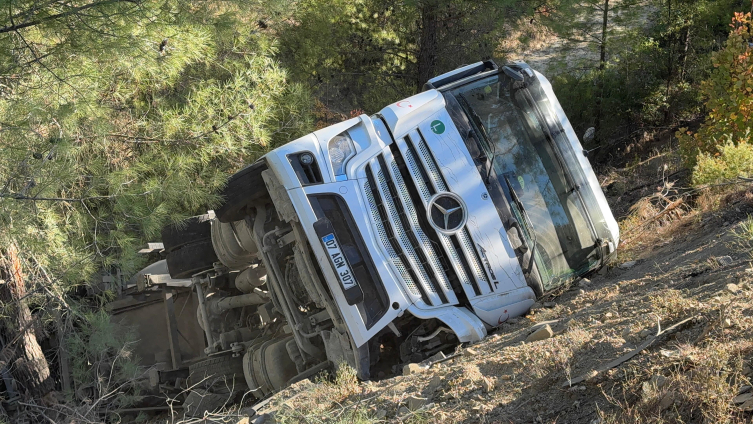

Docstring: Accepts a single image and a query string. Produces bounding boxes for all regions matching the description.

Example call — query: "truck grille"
[363,128,491,306]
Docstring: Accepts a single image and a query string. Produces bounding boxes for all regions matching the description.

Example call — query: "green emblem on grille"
[430,120,445,134]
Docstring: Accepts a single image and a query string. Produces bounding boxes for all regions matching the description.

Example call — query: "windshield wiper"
[456,93,496,183]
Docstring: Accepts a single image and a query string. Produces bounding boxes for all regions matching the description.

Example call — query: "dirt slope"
[254,184,753,424]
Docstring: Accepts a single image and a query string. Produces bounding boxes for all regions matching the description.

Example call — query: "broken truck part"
[118,60,620,401]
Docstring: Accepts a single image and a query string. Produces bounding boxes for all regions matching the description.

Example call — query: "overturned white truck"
[125,61,619,399]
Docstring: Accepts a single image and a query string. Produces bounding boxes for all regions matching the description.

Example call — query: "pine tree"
[1,1,312,284]
[275,0,521,113]
[0,2,313,400]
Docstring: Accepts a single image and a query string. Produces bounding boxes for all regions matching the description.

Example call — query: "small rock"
[579,278,591,286]
[717,256,734,267]
[743,364,752,376]
[724,318,732,327]
[578,289,586,296]
[290,379,314,390]
[251,414,271,424]
[481,377,495,392]
[422,351,446,365]
[639,329,652,338]
[526,324,554,342]
[403,363,425,376]
[619,261,637,269]
[500,374,513,380]
[397,406,410,416]
[726,283,740,294]
[464,348,478,356]
[642,375,667,395]
[406,395,428,411]
[375,409,387,419]
[543,302,556,308]
[733,392,753,404]
[427,375,442,392]
[659,391,676,410]
[603,312,613,319]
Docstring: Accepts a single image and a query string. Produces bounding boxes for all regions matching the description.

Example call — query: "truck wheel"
[161,214,213,253]
[188,354,248,394]
[215,162,266,223]
[165,240,218,278]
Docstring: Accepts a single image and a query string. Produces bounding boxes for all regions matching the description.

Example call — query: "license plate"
[321,233,358,290]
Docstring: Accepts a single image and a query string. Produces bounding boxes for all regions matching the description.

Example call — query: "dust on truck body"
[151,60,619,397]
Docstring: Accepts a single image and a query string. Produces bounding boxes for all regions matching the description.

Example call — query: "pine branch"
[0,191,151,202]
[0,0,140,34]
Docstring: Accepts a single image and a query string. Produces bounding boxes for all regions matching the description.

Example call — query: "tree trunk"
[680,25,691,80]
[594,0,609,139]
[0,244,53,399]
[664,0,673,123]
[599,0,609,73]
[417,0,439,90]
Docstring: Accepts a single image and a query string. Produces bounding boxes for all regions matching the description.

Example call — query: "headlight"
[328,132,355,181]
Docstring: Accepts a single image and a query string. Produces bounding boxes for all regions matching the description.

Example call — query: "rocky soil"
[168,153,753,424]
[242,162,753,424]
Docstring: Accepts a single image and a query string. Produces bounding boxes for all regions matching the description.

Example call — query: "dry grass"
[601,338,753,424]
[273,365,376,424]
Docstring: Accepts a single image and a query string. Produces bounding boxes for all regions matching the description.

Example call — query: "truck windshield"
[449,74,599,289]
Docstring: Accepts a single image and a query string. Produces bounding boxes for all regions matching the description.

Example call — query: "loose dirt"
[254,163,753,424]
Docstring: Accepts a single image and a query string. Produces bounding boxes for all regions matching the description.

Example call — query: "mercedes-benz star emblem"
[427,193,467,235]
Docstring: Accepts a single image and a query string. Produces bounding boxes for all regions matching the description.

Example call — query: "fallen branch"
[625,169,689,194]
[562,315,697,387]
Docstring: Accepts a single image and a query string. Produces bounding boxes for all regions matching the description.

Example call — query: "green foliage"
[552,0,748,149]
[678,9,753,166]
[276,0,514,113]
[692,132,753,185]
[552,35,672,142]
[66,309,142,408]
[0,1,313,287]
[729,213,753,254]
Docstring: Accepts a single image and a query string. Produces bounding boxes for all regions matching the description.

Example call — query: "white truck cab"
[155,60,618,397]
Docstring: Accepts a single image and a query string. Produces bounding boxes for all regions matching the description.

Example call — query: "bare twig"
[562,315,697,387]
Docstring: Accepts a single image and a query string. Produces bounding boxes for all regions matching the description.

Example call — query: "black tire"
[215,162,266,223]
[165,240,218,278]
[189,354,248,394]
[528,259,545,298]
[161,214,213,253]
